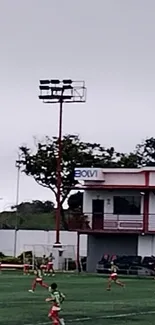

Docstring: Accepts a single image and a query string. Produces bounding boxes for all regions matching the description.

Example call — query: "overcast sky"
[0,0,155,210]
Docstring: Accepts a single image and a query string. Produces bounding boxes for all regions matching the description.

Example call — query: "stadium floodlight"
[50,79,61,84]
[62,79,72,84]
[40,80,51,84]
[39,79,86,104]
[39,79,86,246]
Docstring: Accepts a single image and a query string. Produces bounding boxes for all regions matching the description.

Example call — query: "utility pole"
[13,153,21,256]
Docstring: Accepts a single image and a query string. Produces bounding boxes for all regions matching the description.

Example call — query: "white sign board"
[74,168,104,181]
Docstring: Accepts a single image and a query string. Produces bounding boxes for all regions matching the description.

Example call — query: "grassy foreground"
[0,273,155,325]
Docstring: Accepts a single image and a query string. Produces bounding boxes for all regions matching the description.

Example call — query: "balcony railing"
[103,218,143,230]
[67,212,145,232]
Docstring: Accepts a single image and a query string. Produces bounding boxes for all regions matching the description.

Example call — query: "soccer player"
[106,261,125,290]
[47,253,55,276]
[28,266,49,293]
[46,282,65,325]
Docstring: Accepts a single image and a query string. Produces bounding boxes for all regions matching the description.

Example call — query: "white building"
[73,167,155,272]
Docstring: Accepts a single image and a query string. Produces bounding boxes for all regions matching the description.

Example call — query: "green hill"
[0,210,68,230]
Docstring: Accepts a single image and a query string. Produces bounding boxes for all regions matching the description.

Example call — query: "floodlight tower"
[39,79,86,246]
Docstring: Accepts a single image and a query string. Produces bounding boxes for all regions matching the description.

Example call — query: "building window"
[113,196,141,215]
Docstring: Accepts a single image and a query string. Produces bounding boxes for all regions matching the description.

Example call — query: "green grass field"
[1,273,155,325]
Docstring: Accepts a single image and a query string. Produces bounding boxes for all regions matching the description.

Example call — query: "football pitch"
[1,273,155,325]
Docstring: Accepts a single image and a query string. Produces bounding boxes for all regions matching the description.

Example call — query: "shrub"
[1,256,21,264]
[18,251,32,263]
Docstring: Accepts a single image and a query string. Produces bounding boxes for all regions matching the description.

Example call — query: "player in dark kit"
[28,266,49,293]
[46,282,65,325]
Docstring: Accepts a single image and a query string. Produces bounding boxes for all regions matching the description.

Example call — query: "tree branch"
[61,189,71,206]
[35,179,57,197]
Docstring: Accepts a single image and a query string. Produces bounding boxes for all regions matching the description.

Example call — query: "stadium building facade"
[73,167,155,272]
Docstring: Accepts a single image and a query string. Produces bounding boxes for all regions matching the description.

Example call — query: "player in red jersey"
[46,282,65,325]
[106,262,125,291]
[28,266,49,293]
[23,257,30,275]
[47,253,55,276]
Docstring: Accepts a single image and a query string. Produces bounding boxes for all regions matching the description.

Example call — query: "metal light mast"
[39,79,86,245]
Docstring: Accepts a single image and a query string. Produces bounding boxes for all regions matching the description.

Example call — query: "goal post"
[23,244,77,271]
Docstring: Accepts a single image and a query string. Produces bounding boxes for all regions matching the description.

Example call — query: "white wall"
[83,190,143,228]
[1,229,155,260]
[0,230,15,256]
[138,235,155,257]
[149,172,155,186]
[104,173,145,186]
[0,230,87,257]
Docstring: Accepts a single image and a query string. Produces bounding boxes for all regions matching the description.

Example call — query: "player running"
[106,261,125,291]
[46,282,65,325]
[28,265,49,293]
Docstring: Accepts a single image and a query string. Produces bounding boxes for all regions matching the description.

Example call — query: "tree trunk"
[60,205,69,230]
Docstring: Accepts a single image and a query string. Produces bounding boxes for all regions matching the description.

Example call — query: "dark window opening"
[113,196,141,215]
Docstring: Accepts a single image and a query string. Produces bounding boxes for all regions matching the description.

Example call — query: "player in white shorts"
[107,261,125,290]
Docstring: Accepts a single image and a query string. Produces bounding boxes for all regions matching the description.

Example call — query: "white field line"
[25,310,155,325]
[0,300,126,305]
[0,298,152,305]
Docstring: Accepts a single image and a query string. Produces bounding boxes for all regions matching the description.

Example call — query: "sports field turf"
[1,273,155,325]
